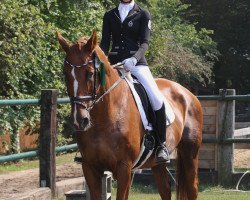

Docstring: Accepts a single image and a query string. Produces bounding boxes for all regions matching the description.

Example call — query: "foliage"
[151,41,213,89]
[181,0,250,94]
[0,0,64,152]
[148,0,219,90]
[27,0,107,39]
[0,1,64,98]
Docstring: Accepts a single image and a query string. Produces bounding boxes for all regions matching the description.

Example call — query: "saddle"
[120,71,174,170]
[133,77,156,127]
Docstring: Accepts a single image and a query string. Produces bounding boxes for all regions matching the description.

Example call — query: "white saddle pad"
[124,77,175,130]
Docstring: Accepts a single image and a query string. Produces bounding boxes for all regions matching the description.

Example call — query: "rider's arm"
[132,10,151,62]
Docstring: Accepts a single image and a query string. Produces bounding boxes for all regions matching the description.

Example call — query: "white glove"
[122,57,137,71]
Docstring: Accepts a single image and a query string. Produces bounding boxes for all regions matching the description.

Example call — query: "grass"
[54,184,250,200]
[0,152,76,174]
[126,184,249,200]
[198,187,250,200]
[234,167,250,173]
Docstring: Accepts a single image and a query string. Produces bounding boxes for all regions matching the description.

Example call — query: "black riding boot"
[154,103,170,164]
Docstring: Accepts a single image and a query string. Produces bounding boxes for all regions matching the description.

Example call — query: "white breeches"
[130,65,164,111]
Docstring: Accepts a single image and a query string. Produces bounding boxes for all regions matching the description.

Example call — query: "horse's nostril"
[80,117,89,129]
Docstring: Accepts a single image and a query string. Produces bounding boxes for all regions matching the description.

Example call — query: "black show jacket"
[100,3,151,66]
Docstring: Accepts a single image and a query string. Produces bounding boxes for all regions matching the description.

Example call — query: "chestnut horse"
[57,31,203,200]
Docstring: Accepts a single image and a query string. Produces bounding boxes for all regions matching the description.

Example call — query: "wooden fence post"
[39,89,57,197]
[217,89,235,186]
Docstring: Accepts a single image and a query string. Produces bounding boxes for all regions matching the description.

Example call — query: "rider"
[100,0,169,164]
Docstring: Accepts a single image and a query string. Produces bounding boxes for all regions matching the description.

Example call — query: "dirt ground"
[234,149,250,169]
[0,149,249,199]
[0,163,83,200]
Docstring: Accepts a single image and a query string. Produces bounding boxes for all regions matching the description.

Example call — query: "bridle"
[64,59,94,68]
[64,52,126,112]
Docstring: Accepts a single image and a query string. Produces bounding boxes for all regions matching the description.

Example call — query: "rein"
[88,68,127,110]
[65,54,126,112]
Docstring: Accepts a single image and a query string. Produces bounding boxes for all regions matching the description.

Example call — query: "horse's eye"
[87,72,94,81]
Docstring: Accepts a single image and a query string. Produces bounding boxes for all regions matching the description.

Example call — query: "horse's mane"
[94,45,111,69]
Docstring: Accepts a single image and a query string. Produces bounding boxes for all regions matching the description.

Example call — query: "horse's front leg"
[152,164,171,200]
[115,161,132,200]
[82,164,102,200]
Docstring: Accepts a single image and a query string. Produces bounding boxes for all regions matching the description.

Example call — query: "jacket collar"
[114,3,140,22]
[127,3,140,17]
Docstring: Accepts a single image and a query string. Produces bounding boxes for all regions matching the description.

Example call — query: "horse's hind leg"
[152,164,171,200]
[177,141,200,200]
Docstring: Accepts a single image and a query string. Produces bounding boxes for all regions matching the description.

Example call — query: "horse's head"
[57,31,98,131]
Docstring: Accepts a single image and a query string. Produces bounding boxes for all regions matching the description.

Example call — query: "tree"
[147,0,219,91]
[27,0,108,40]
[181,0,250,94]
[0,0,109,152]
[0,0,63,152]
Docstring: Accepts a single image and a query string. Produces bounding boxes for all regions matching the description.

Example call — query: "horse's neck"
[91,47,144,142]
[93,46,129,122]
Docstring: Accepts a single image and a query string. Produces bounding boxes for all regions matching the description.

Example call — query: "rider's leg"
[154,103,170,164]
[130,65,163,110]
[130,65,169,163]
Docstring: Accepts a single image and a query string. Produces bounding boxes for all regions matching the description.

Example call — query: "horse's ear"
[86,31,97,53]
[56,31,70,52]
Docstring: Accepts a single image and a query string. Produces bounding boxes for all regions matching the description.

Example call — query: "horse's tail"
[176,148,189,200]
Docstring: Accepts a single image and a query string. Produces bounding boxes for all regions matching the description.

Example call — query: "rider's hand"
[122,57,137,71]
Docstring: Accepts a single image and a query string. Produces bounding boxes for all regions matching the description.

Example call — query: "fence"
[0,90,70,197]
[199,89,250,186]
[0,89,250,190]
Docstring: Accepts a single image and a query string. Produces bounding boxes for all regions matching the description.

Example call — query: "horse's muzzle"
[71,102,92,131]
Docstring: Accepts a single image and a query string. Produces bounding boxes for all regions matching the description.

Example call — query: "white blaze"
[71,68,79,127]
